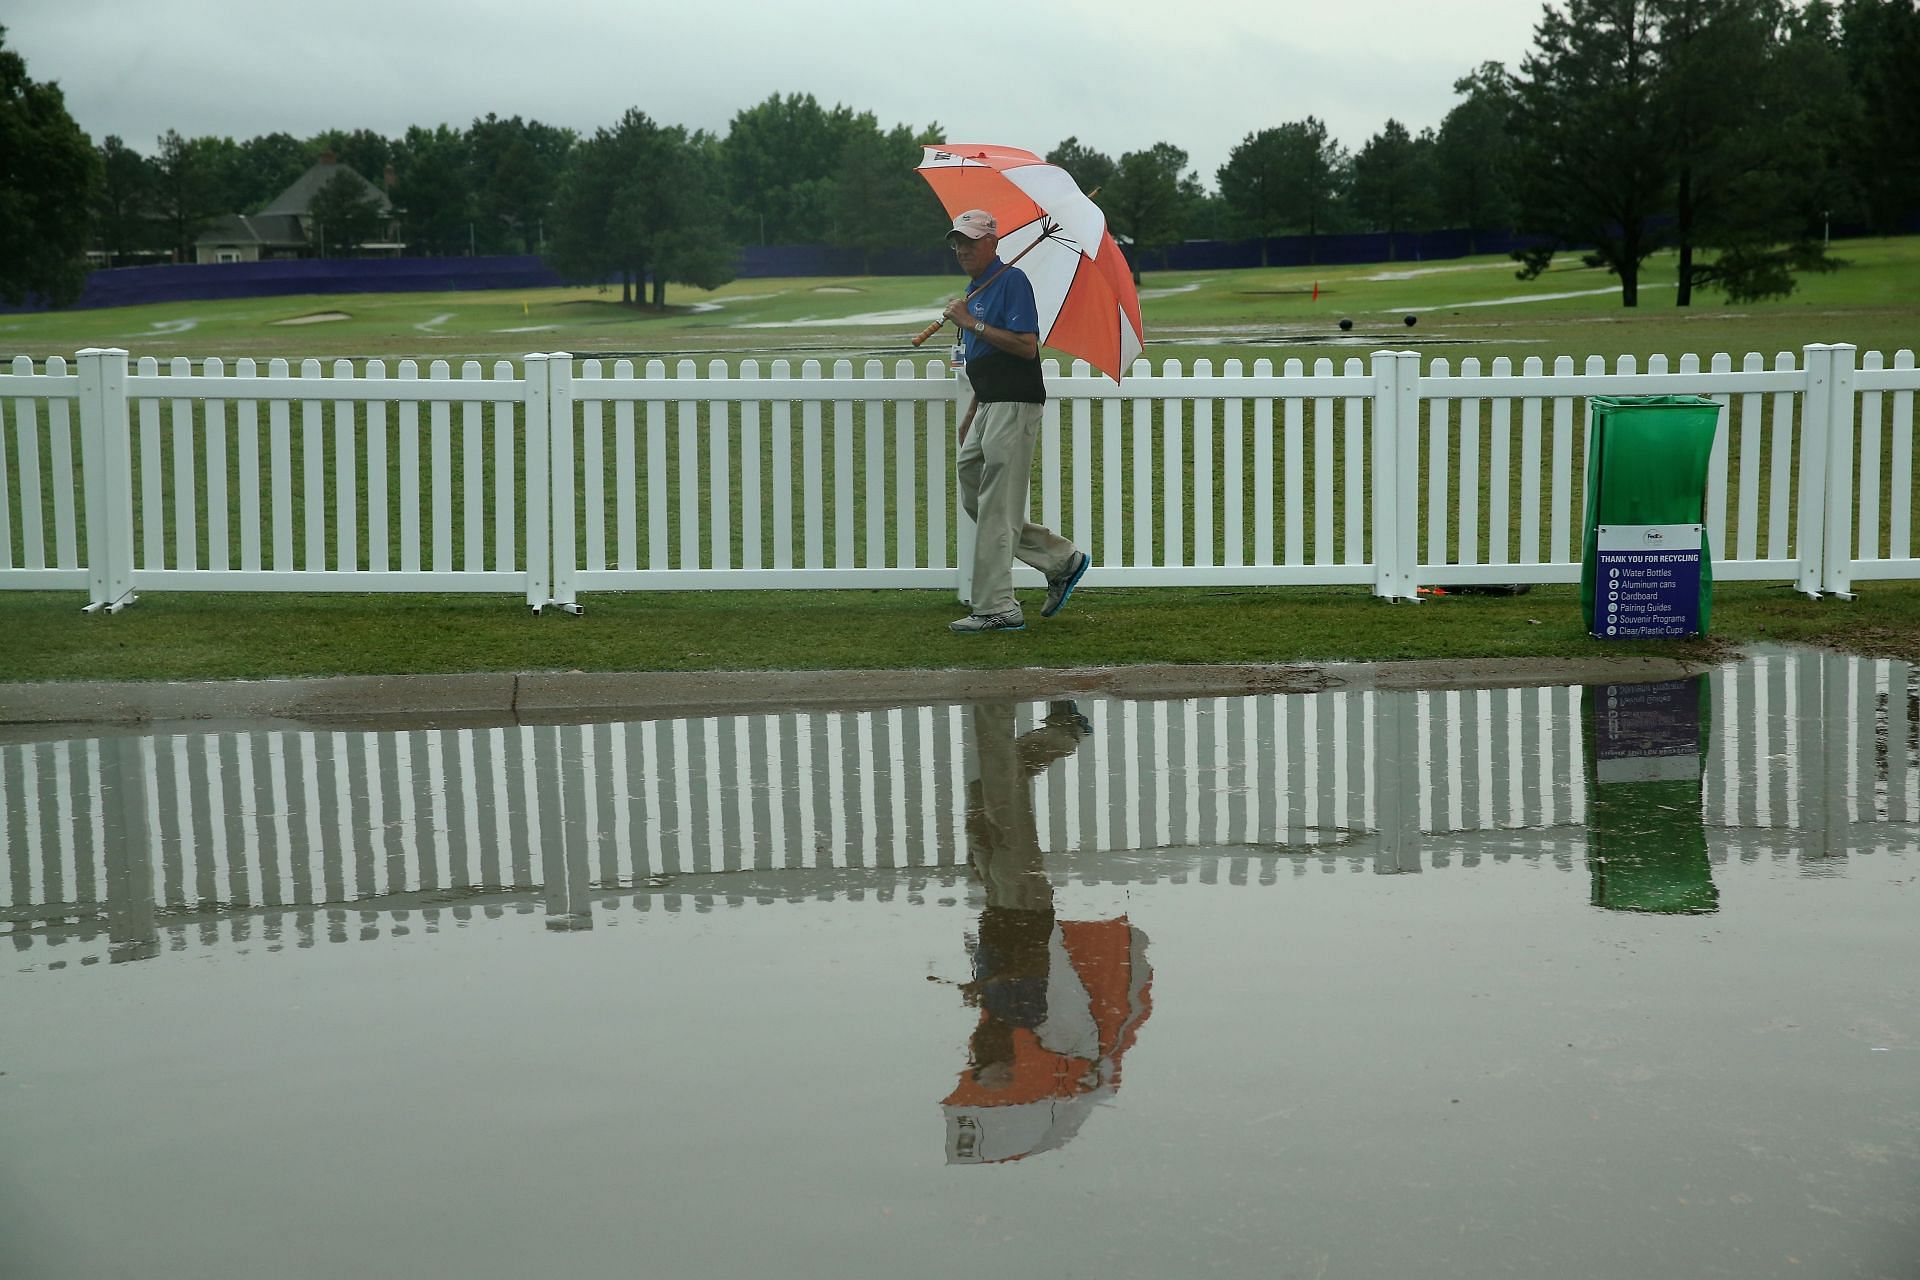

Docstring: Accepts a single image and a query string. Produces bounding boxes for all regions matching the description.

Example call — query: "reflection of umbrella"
[944,1089,1111,1165]
[916,143,1144,382]
[941,917,1152,1164]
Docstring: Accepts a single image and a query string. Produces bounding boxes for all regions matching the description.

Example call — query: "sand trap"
[812,286,862,294]
[1364,262,1512,282]
[414,312,455,331]
[739,305,945,329]
[273,311,350,326]
[1138,280,1207,299]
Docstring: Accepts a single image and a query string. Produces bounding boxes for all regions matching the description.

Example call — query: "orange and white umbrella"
[940,916,1154,1164]
[916,143,1144,383]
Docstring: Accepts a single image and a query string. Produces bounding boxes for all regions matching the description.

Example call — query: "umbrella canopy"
[938,917,1154,1164]
[918,143,1144,382]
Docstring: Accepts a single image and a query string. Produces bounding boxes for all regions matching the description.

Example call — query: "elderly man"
[942,209,1090,635]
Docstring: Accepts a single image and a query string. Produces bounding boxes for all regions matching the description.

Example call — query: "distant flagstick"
[909,219,1062,348]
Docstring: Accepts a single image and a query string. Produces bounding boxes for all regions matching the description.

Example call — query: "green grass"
[1,582,1916,683]
[0,277,963,365]
[3,238,1916,685]
[4,236,1917,369]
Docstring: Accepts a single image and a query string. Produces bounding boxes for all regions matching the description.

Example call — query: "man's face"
[951,232,997,279]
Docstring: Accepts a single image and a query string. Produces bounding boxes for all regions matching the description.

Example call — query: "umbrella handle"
[908,221,1059,349]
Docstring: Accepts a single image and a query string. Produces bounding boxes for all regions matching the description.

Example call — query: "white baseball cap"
[947,209,998,241]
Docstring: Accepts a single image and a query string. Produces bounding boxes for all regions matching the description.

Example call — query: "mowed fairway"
[5,236,1918,368]
[1,238,1916,682]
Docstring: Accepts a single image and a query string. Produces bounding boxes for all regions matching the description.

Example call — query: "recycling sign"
[1592,523,1704,638]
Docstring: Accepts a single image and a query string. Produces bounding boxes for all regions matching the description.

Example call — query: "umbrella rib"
[965,221,1061,298]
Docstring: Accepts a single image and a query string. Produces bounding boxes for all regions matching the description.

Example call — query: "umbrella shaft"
[913,224,1054,346]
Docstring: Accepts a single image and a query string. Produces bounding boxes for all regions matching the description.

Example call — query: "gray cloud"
[6,0,1546,184]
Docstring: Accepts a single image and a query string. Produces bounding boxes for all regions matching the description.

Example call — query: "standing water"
[3,648,1916,1279]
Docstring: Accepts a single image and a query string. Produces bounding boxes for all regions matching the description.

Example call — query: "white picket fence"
[4,650,1913,963]
[0,343,1914,611]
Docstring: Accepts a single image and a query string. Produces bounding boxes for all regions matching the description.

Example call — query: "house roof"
[260,158,393,218]
[196,213,308,247]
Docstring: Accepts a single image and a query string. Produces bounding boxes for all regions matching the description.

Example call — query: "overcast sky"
[6,0,1550,187]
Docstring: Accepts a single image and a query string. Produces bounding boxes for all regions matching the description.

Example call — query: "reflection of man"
[943,701,1152,1165]
[942,209,1090,635]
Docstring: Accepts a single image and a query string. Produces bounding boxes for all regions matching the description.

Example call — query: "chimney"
[384,163,396,190]
[319,149,338,165]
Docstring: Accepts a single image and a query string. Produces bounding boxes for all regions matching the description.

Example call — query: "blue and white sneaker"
[949,609,1026,634]
[1041,551,1091,618]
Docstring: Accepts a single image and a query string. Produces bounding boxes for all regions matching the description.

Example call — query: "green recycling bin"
[1581,395,1720,637]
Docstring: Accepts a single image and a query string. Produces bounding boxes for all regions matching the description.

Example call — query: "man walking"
[943,209,1090,635]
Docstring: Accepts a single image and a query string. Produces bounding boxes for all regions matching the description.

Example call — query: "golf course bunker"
[271,311,350,326]
[1364,261,1515,282]
[6,646,1916,1278]
[1137,280,1207,299]
[739,305,946,328]
[812,285,863,294]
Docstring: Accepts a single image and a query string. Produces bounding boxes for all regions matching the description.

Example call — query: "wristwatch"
[972,319,986,334]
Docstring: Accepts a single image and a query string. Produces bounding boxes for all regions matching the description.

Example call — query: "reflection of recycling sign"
[1593,524,1702,637]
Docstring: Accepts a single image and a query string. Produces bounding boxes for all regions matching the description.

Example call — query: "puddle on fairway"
[3,648,1917,1279]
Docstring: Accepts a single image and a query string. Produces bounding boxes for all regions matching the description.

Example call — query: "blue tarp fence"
[2,255,567,312]
[732,228,1532,279]
[24,218,1882,312]
[12,230,1513,312]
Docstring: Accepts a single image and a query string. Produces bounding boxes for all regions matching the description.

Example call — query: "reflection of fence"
[4,652,1913,965]
[1,345,1913,609]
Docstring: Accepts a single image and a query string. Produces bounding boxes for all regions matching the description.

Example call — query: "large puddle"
[4,649,1917,1278]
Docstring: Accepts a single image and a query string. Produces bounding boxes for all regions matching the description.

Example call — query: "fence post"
[1369,350,1418,600]
[547,353,581,613]
[1396,351,1423,599]
[1793,344,1833,599]
[523,353,552,613]
[1820,343,1858,599]
[1370,351,1399,599]
[75,347,135,612]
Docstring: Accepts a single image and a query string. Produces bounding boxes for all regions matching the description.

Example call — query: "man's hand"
[942,297,972,329]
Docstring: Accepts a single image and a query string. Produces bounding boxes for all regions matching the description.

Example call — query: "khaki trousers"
[957,400,1078,616]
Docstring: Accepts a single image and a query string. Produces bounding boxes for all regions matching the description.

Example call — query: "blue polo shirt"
[960,258,1046,404]
[961,258,1040,362]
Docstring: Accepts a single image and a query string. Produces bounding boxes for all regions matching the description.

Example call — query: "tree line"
[63,92,948,308]
[1067,0,1920,304]
[3,1,1918,309]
